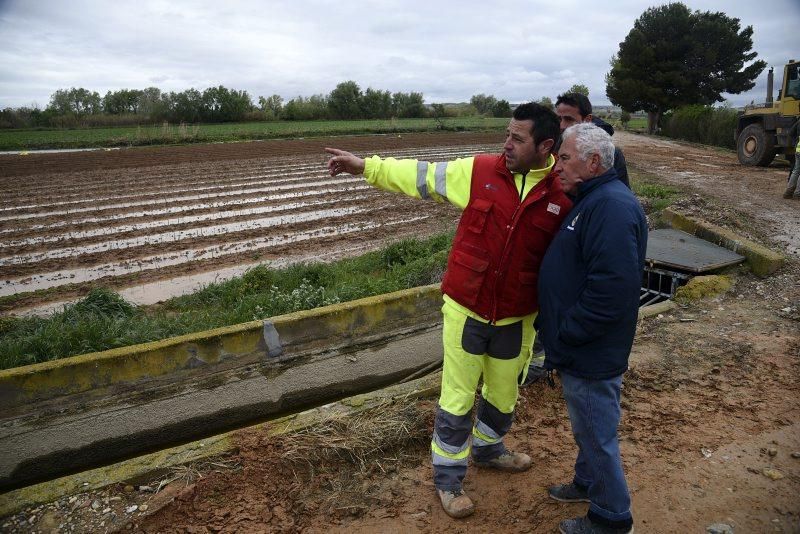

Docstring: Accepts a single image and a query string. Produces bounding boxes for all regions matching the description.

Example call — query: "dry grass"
[153,457,241,493]
[276,398,432,511]
[281,398,430,475]
[144,398,432,518]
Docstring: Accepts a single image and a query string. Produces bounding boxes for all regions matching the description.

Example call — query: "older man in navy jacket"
[536,123,647,534]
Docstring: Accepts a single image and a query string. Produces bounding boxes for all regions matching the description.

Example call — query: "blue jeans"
[560,372,632,525]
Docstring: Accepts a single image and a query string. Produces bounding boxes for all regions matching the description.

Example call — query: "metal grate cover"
[646,229,745,273]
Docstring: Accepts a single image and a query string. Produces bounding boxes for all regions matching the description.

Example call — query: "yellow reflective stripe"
[431,440,470,461]
[363,155,474,209]
[363,155,425,199]
[433,432,469,456]
[472,425,499,445]
[441,157,473,209]
[475,420,500,441]
[433,430,469,455]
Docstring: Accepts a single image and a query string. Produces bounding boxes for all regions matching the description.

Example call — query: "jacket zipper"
[489,172,543,324]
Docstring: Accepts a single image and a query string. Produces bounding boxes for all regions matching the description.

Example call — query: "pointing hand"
[325,147,365,176]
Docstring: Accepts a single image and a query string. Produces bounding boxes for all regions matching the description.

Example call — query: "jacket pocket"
[515,270,539,310]
[467,198,493,234]
[449,250,490,306]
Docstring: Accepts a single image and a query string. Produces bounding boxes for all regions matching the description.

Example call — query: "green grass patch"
[630,170,682,212]
[0,117,508,151]
[620,117,648,131]
[0,232,454,370]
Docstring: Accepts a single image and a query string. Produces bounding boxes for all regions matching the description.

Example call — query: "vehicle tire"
[737,123,776,166]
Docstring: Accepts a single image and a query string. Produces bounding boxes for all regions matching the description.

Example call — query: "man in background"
[555,92,629,188]
[783,117,800,199]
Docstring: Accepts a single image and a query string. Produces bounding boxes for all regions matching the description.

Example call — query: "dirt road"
[2,132,799,533]
[613,131,800,257]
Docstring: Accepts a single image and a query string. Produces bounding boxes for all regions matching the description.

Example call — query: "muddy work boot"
[474,450,532,472]
[784,187,795,199]
[436,488,474,518]
[558,516,633,534]
[549,482,590,503]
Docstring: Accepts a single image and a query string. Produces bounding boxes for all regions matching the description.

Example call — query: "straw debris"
[280,399,430,474]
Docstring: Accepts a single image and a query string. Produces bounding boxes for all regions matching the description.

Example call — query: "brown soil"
[0,133,504,178]
[2,131,799,533]
[1,132,503,313]
[613,131,800,256]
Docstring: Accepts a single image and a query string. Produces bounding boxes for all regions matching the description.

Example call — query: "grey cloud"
[0,0,796,109]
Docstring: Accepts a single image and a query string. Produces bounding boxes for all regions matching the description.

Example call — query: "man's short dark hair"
[555,93,592,118]
[513,102,560,146]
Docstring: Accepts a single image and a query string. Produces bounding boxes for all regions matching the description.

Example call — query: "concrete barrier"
[0,372,442,517]
[662,207,785,277]
[0,285,445,491]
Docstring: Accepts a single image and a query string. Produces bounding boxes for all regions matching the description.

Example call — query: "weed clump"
[68,288,137,318]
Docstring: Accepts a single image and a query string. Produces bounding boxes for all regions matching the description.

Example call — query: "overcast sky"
[0,0,797,110]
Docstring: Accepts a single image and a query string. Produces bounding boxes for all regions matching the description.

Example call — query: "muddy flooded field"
[0,132,506,314]
[2,128,797,317]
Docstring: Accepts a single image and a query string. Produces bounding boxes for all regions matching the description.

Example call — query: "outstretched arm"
[324,147,474,209]
[325,147,365,176]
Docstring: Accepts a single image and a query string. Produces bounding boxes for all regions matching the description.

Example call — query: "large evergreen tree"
[605,2,765,133]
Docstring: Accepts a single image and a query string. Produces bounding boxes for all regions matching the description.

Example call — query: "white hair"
[562,123,615,171]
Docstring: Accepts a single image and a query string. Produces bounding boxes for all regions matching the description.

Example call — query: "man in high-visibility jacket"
[325,102,571,519]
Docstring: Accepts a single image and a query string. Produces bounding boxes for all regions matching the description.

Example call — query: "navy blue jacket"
[536,169,647,379]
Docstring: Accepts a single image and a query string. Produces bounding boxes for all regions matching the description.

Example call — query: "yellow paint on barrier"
[0,285,442,410]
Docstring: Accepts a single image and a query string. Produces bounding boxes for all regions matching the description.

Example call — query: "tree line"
[0,80,590,130]
[0,82,423,128]
[0,81,530,129]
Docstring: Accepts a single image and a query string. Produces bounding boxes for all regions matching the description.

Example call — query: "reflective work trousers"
[431,302,535,491]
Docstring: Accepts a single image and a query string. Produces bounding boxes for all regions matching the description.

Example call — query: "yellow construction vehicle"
[736,59,800,166]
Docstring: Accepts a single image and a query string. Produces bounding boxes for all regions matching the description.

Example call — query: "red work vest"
[441,154,572,322]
